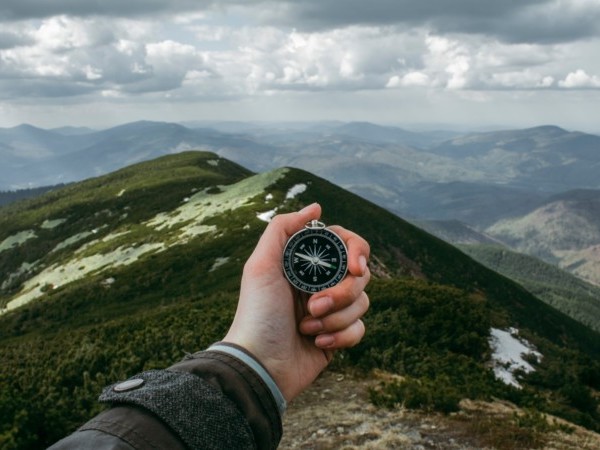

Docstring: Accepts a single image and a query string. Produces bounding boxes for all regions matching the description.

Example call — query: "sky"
[1,0,600,131]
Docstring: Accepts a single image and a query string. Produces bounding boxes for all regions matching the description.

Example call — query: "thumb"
[250,203,322,264]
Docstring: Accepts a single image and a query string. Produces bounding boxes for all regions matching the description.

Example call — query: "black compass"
[283,220,348,293]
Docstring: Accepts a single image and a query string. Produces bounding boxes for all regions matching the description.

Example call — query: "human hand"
[223,203,370,402]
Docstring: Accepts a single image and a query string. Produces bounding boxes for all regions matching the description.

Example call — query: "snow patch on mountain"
[257,210,277,222]
[2,243,165,314]
[210,257,230,272]
[488,327,542,388]
[52,231,96,253]
[286,183,307,199]
[41,218,67,229]
[0,230,37,254]
[1,261,38,291]
[147,168,288,238]
[1,169,290,314]
[257,182,309,222]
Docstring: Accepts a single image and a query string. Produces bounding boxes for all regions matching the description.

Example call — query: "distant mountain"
[3,120,600,198]
[428,125,600,191]
[2,121,600,287]
[0,124,85,171]
[1,151,599,448]
[0,121,278,189]
[486,189,600,286]
[401,181,547,227]
[414,219,503,245]
[50,126,96,136]
[0,184,68,207]
[326,121,455,148]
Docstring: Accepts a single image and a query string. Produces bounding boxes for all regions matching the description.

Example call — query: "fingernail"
[359,255,367,275]
[315,334,335,348]
[302,319,323,334]
[309,296,333,317]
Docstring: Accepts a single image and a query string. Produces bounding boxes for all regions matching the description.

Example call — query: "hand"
[223,203,370,402]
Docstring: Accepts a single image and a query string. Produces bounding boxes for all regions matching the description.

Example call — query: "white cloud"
[1,13,599,105]
[386,71,430,88]
[490,70,554,89]
[83,65,102,80]
[0,2,600,128]
[34,15,114,50]
[559,69,600,88]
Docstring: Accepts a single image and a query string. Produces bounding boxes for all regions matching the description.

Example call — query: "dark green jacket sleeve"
[47,346,283,450]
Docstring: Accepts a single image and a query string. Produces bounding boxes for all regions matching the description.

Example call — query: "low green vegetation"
[1,152,599,449]
[349,280,599,431]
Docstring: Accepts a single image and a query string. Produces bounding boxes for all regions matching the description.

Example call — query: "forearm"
[48,344,284,450]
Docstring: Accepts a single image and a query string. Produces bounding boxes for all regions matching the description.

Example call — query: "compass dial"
[283,226,348,293]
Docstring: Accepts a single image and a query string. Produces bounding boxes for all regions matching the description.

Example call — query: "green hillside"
[1,151,599,449]
[460,244,600,333]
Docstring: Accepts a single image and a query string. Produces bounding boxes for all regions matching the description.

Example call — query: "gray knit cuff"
[99,369,254,450]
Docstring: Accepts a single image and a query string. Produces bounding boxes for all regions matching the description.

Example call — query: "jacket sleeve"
[47,343,284,450]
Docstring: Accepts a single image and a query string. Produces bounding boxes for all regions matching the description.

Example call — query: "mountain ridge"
[2,120,599,291]
[1,151,599,448]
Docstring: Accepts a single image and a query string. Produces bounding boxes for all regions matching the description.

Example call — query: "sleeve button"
[113,378,145,392]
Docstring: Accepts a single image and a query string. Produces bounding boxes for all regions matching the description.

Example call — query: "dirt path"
[279,370,600,450]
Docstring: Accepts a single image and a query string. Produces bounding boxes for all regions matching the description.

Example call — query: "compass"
[283,220,348,293]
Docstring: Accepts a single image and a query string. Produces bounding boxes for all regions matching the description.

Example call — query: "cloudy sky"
[1,0,600,131]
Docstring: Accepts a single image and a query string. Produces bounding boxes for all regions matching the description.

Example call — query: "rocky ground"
[280,370,600,450]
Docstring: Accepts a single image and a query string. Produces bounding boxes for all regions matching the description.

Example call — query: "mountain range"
[2,119,599,289]
[0,151,599,448]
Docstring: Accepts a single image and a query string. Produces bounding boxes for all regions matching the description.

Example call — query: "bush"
[370,376,461,413]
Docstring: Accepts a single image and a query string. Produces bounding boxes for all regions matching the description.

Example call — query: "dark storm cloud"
[276,0,540,27]
[3,0,599,44]
[0,0,211,20]
[0,31,33,49]
[265,0,600,44]
[0,79,94,99]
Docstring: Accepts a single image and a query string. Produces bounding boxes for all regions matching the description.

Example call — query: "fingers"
[314,319,366,350]
[304,224,370,317]
[301,285,370,350]
[328,225,370,277]
[300,224,371,350]
[307,265,371,318]
[300,290,369,335]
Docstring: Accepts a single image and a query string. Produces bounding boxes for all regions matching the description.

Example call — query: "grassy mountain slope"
[459,244,600,333]
[414,219,600,333]
[486,189,600,286]
[1,151,599,448]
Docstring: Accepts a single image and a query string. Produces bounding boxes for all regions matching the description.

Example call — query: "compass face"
[283,227,348,293]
